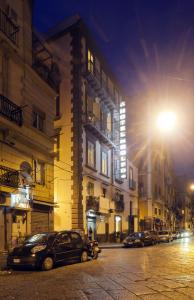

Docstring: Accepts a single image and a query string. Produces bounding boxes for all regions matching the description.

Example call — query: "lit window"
[87,140,95,168]
[87,49,94,73]
[33,110,45,132]
[101,150,108,176]
[34,160,45,185]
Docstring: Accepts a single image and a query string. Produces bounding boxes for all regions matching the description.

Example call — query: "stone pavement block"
[125,283,157,296]
[139,293,170,300]
[144,281,172,292]
[175,287,194,298]
[108,289,140,300]
[120,272,145,282]
[83,288,113,300]
[162,290,192,299]
[154,279,186,289]
[95,278,124,290]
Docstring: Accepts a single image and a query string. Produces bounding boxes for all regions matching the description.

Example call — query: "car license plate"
[13,258,20,263]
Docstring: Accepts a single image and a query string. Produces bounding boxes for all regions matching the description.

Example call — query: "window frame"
[86,138,96,170]
[101,148,108,177]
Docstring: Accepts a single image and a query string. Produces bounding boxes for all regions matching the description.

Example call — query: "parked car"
[150,231,160,243]
[180,230,193,238]
[7,231,90,271]
[158,230,173,243]
[123,231,155,247]
[172,231,180,240]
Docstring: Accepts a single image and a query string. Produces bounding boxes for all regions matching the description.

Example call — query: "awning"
[33,199,58,207]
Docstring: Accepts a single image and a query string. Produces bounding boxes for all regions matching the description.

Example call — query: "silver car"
[158,230,173,243]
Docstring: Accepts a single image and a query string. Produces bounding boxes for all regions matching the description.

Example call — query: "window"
[87,140,95,168]
[56,95,60,117]
[155,208,158,215]
[101,150,108,176]
[87,49,94,73]
[159,209,161,215]
[54,129,61,161]
[129,167,133,188]
[102,188,106,198]
[33,110,45,132]
[34,160,45,185]
[87,182,94,196]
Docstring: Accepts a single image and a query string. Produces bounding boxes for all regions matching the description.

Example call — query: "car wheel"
[140,241,144,247]
[81,251,88,262]
[41,256,54,271]
[167,239,170,243]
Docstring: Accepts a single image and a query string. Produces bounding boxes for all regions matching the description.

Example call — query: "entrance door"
[87,217,96,240]
[0,207,5,251]
[105,223,109,242]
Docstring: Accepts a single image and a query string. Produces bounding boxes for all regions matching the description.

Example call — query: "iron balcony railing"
[129,179,136,190]
[86,196,99,212]
[0,165,19,188]
[82,63,116,110]
[0,94,23,126]
[84,111,115,148]
[0,8,19,45]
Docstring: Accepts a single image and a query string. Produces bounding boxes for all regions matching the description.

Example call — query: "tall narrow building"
[47,16,139,241]
[0,0,58,250]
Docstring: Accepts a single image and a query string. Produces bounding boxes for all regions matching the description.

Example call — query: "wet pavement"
[1,238,194,299]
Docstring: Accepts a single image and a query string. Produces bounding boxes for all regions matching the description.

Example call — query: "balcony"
[84,111,115,148]
[0,165,19,188]
[86,196,99,212]
[113,193,124,213]
[114,170,124,184]
[0,8,19,45]
[82,64,116,110]
[32,33,60,92]
[129,179,136,191]
[0,94,23,126]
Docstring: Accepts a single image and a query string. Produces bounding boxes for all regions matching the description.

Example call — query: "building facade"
[0,0,58,250]
[47,16,138,241]
[127,93,176,231]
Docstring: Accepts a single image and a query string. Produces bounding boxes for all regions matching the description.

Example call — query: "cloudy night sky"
[33,0,194,179]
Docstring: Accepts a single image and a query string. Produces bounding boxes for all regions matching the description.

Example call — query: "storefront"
[31,200,54,234]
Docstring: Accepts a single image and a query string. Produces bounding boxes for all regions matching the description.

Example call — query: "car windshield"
[25,233,55,244]
[128,232,144,238]
[159,231,169,235]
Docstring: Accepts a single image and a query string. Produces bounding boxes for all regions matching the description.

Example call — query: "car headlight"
[31,245,47,254]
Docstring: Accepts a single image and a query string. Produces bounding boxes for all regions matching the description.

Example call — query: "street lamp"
[190,184,194,191]
[156,111,177,133]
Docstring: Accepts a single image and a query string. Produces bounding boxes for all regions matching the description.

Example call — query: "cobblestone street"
[1,238,194,299]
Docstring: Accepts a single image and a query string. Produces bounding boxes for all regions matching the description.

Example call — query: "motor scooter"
[87,239,101,259]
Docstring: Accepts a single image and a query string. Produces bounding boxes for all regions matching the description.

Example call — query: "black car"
[123,231,155,247]
[7,231,89,271]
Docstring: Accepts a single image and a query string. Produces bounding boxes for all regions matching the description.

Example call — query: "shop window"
[34,160,45,185]
[115,215,122,233]
[87,49,94,73]
[86,140,95,168]
[101,149,108,176]
[32,110,45,132]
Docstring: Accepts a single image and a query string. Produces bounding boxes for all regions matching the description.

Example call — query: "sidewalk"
[99,242,123,249]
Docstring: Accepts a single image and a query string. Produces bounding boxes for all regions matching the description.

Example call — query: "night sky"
[33,0,194,179]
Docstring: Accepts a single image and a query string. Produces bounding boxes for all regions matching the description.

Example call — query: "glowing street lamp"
[190,184,194,191]
[156,111,177,133]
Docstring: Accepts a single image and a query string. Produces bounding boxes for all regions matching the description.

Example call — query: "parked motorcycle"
[87,240,101,259]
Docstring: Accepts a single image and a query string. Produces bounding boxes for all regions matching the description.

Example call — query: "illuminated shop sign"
[11,187,31,209]
[119,101,127,179]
